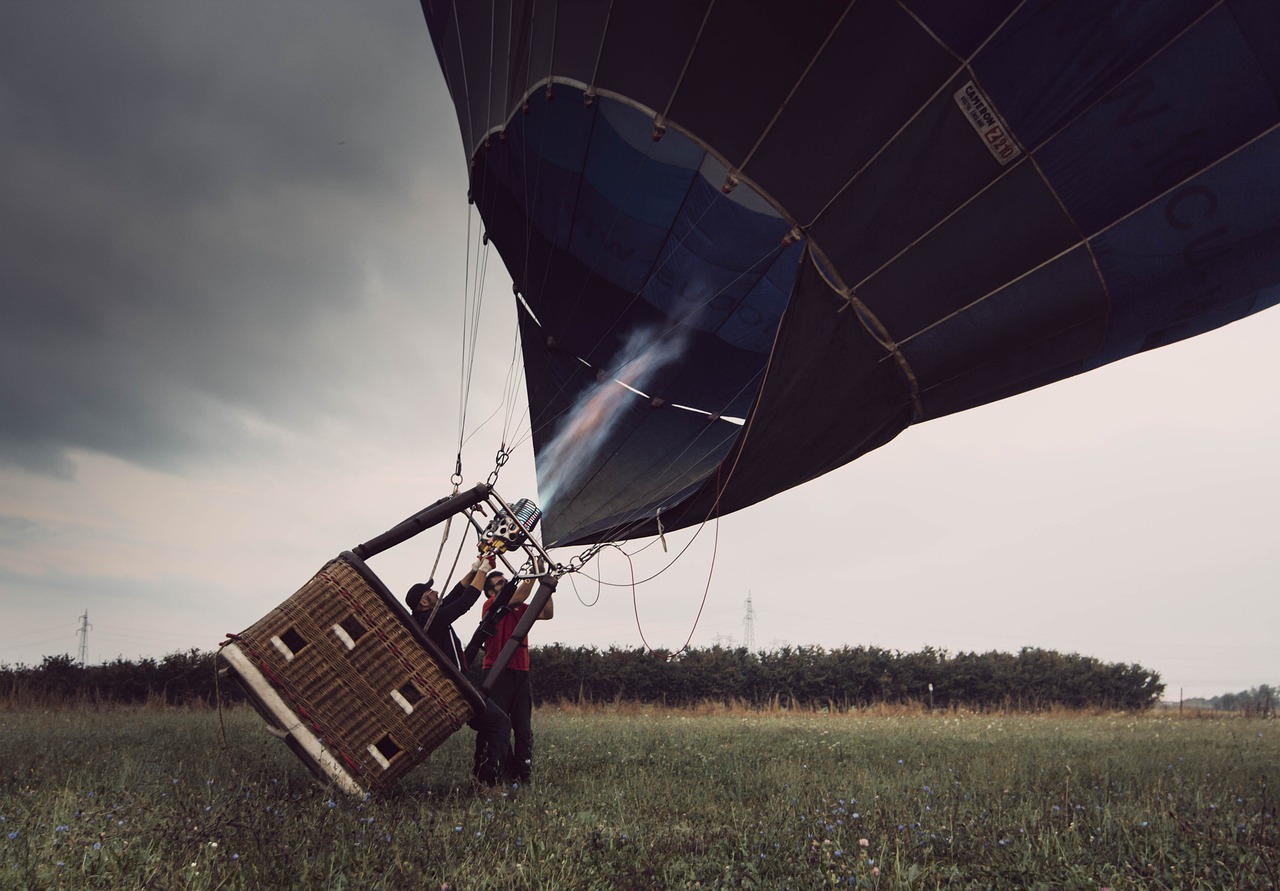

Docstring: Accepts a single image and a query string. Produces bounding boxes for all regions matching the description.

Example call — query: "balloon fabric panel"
[901,0,1021,58]
[422,0,1280,546]
[741,0,958,227]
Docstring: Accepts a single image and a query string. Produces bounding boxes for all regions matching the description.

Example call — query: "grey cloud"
[0,1,460,475]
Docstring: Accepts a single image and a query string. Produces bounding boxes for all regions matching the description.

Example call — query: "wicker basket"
[219,552,480,795]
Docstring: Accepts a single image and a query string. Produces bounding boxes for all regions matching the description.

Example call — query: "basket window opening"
[333,615,368,650]
[271,627,308,660]
[390,681,423,714]
[369,734,401,770]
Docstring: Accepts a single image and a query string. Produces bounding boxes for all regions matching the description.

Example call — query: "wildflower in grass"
[872,867,880,877]
[6,831,16,840]
[92,842,101,850]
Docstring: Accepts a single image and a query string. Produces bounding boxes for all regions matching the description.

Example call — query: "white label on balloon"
[955,80,1021,166]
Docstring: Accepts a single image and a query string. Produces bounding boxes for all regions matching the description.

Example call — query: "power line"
[0,624,77,644]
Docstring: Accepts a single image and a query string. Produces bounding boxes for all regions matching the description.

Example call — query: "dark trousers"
[468,698,512,785]
[475,668,533,783]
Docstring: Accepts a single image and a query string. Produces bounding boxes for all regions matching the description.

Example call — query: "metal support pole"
[480,576,558,693]
[351,483,490,560]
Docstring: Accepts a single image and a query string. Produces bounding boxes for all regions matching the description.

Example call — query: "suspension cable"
[422,519,475,634]
[627,503,719,658]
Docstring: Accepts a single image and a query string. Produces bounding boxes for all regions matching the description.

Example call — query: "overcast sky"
[2,1,1276,701]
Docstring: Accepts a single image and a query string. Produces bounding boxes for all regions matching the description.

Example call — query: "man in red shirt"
[474,569,553,785]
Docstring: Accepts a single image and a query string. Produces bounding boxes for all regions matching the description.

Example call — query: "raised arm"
[508,577,553,620]
[508,577,535,605]
[436,555,495,624]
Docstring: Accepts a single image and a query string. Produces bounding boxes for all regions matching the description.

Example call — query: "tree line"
[530,644,1165,711]
[1185,685,1277,717]
[2,644,1165,711]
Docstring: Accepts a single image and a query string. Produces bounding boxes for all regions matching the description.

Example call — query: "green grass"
[1,706,1276,889]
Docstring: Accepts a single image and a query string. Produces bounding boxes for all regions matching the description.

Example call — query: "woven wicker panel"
[233,556,474,793]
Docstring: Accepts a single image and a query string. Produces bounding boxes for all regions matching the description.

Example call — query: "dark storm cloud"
[0,1,456,475]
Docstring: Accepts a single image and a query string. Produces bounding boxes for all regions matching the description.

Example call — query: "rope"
[455,202,494,472]
[425,473,465,589]
[422,521,475,634]
[566,569,601,608]
[628,501,721,658]
[457,203,476,457]
[212,653,238,777]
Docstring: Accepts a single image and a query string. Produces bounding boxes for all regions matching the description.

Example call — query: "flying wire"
[456,202,476,458]
[565,568,601,608]
[627,499,721,657]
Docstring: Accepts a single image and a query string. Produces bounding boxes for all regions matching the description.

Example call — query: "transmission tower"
[77,610,92,667]
[743,591,756,652]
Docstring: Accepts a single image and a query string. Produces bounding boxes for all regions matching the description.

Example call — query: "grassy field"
[0,705,1276,889]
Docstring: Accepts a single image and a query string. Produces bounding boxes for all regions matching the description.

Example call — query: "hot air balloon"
[219,0,1280,796]
[421,0,1280,549]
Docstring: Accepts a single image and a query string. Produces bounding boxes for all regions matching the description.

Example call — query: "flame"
[538,325,688,514]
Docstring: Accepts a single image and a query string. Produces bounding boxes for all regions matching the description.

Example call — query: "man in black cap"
[406,554,511,787]
[406,553,494,671]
